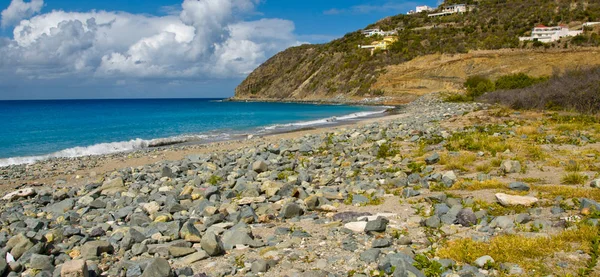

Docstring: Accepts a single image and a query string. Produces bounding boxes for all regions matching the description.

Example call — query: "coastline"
[0,104,403,191]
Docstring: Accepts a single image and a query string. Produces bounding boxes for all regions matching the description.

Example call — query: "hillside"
[234,0,600,103]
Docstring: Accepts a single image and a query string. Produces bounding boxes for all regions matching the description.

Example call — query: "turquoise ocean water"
[0,99,385,166]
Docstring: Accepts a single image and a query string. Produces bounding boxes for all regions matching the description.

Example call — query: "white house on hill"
[361,28,397,37]
[519,25,583,43]
[408,5,434,15]
[428,4,468,17]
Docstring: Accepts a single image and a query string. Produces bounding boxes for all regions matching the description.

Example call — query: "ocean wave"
[0,135,217,167]
[262,108,388,131]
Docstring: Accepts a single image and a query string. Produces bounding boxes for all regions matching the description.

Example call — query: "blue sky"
[0,0,437,99]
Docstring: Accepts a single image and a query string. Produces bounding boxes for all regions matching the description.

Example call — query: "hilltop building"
[407,5,434,15]
[358,36,398,55]
[428,4,469,17]
[361,28,397,37]
[519,25,583,43]
[584,22,600,27]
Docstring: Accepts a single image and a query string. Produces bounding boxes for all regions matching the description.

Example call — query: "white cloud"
[1,0,44,27]
[0,0,302,85]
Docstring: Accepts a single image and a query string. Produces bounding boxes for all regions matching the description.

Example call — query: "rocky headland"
[1,93,600,277]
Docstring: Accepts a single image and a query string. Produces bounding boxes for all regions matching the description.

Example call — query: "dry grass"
[439,152,477,172]
[561,172,589,185]
[534,185,600,202]
[451,179,506,191]
[438,225,598,273]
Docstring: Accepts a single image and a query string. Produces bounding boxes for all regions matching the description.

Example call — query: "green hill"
[234,0,600,102]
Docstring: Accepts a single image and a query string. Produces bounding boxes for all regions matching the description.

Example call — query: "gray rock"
[251,259,270,273]
[252,160,268,173]
[46,199,74,215]
[509,182,530,192]
[372,238,392,248]
[515,213,531,224]
[140,258,171,277]
[581,198,600,211]
[424,215,441,228]
[425,153,440,165]
[457,208,477,227]
[81,241,114,259]
[161,166,173,178]
[200,232,224,256]
[29,254,54,271]
[352,194,369,205]
[474,255,494,268]
[490,216,514,229]
[280,203,304,219]
[365,217,389,232]
[360,249,381,263]
[131,243,148,256]
[590,179,600,188]
[168,246,196,258]
[500,160,521,174]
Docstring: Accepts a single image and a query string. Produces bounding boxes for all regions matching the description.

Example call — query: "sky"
[0,0,438,100]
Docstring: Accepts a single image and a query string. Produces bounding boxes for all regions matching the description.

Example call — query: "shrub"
[495,73,548,90]
[465,76,495,99]
[480,67,600,114]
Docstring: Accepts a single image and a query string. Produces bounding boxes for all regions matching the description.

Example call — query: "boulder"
[252,161,268,173]
[495,193,538,206]
[60,260,89,277]
[100,178,126,195]
[200,232,224,256]
[140,258,171,277]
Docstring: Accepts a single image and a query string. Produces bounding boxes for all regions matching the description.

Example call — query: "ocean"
[0,99,386,167]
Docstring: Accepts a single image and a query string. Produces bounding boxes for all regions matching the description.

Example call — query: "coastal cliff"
[234,0,600,103]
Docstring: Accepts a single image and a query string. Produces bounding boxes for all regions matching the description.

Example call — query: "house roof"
[536,24,548,28]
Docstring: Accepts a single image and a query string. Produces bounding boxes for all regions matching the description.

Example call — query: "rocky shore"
[1,93,599,277]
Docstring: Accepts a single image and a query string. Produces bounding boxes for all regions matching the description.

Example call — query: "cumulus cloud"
[0,0,302,84]
[1,0,44,27]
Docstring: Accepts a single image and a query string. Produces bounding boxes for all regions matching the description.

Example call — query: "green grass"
[561,173,589,185]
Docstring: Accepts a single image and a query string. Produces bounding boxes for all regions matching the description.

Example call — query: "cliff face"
[234,0,600,103]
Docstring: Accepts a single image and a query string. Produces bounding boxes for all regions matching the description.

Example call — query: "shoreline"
[0,104,398,170]
[0,104,405,191]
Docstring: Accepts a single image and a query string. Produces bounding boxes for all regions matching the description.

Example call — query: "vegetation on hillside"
[236,0,600,99]
[480,66,600,114]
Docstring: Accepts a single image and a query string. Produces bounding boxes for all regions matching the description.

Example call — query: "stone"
[88,199,106,209]
[60,260,89,277]
[360,249,381,263]
[81,241,114,259]
[581,198,600,211]
[280,203,304,219]
[365,217,389,232]
[590,179,600,188]
[457,208,477,227]
[140,258,171,277]
[441,171,457,187]
[425,153,440,165]
[491,216,514,229]
[500,160,521,174]
[495,193,538,206]
[515,213,531,224]
[424,215,441,228]
[252,160,268,173]
[509,182,530,192]
[46,199,74,215]
[168,247,196,258]
[142,202,161,215]
[29,254,54,271]
[344,221,367,233]
[161,166,173,178]
[179,250,209,265]
[131,244,148,256]
[200,232,224,256]
[372,238,392,248]
[2,188,35,201]
[474,255,494,268]
[100,177,126,195]
[179,221,202,242]
[251,259,270,273]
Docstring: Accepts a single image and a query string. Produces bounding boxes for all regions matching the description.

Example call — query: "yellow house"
[359,36,398,53]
